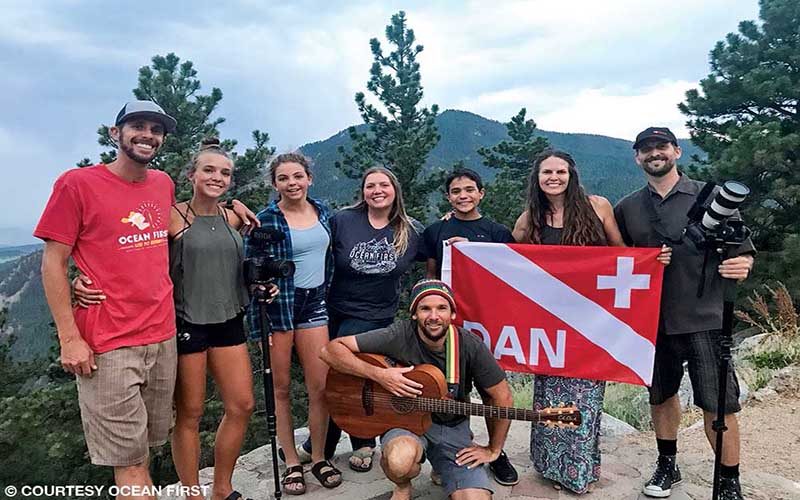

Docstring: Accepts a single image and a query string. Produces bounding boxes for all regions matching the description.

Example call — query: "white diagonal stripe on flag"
[455,242,654,384]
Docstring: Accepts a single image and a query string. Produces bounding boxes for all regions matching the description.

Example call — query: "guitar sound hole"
[391,395,415,414]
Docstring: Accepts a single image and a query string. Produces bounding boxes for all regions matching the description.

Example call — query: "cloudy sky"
[1,0,759,243]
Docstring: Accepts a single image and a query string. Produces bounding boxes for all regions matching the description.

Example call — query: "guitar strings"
[360,393,578,424]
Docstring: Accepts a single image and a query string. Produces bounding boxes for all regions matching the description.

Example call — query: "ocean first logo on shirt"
[117,201,168,252]
[349,237,397,274]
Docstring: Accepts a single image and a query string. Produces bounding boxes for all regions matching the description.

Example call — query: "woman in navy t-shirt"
[300,166,423,472]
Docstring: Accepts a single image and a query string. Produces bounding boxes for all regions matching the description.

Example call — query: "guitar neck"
[414,397,541,422]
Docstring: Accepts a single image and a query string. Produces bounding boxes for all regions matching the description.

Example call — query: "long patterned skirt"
[530,374,605,494]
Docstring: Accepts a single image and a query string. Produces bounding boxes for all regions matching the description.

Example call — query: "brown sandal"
[311,460,342,489]
[282,465,306,495]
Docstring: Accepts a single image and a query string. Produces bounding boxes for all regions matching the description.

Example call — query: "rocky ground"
[161,367,800,500]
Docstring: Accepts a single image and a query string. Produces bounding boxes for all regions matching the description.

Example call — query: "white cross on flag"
[442,242,664,386]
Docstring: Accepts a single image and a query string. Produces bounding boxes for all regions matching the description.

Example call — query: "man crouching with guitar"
[320,279,512,500]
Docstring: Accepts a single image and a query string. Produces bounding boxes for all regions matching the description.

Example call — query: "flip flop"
[349,447,375,473]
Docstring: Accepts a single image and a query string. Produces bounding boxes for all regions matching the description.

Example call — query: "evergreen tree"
[80,53,272,205]
[477,108,550,228]
[229,130,275,210]
[679,0,800,296]
[336,11,441,219]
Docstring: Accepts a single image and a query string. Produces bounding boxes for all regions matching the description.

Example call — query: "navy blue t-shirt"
[328,207,423,319]
[423,216,514,277]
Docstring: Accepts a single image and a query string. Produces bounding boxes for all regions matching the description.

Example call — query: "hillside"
[301,109,703,214]
[0,249,53,360]
[0,243,42,263]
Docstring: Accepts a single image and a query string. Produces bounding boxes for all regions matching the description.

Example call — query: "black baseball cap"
[115,100,177,133]
[632,127,677,150]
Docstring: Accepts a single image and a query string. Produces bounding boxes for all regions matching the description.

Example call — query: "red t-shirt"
[34,164,177,353]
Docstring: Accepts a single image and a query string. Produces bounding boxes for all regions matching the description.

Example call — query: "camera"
[683,180,751,249]
[243,256,295,285]
[243,226,295,286]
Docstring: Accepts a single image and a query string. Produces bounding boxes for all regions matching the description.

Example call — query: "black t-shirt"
[423,216,515,277]
[328,207,423,319]
[355,320,506,425]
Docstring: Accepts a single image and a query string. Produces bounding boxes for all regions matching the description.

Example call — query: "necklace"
[187,202,219,231]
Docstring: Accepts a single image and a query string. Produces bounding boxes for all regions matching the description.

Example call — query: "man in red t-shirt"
[35,100,179,499]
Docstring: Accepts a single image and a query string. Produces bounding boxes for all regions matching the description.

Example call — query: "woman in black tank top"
[513,150,622,494]
[512,150,670,493]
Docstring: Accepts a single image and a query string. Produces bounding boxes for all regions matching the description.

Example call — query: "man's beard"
[420,321,450,342]
[642,156,676,177]
[119,133,159,165]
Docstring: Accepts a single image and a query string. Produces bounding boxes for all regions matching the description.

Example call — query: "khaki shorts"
[76,336,177,466]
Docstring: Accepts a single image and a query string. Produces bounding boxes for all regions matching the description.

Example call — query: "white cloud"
[0,0,762,229]
[0,4,135,62]
[452,80,694,140]
[537,80,696,140]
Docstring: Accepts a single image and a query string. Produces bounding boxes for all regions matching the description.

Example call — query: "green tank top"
[169,214,249,324]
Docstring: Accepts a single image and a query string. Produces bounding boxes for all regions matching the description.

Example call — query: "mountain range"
[301,109,702,211]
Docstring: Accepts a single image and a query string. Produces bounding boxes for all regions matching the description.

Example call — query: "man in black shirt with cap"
[614,127,754,500]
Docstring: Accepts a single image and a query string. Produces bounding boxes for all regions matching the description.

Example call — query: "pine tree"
[336,11,441,219]
[81,53,272,205]
[679,0,800,296]
[229,130,275,210]
[477,108,550,228]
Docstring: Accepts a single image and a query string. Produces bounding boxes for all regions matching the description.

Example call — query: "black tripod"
[702,224,748,500]
[254,287,282,499]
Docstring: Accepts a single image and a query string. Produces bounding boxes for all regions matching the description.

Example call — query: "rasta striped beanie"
[409,279,456,314]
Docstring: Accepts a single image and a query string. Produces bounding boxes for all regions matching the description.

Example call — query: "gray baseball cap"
[115,100,177,133]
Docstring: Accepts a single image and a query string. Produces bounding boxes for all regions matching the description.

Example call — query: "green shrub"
[603,382,652,430]
[736,282,800,392]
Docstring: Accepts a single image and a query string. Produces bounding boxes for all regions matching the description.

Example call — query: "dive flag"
[441,242,664,386]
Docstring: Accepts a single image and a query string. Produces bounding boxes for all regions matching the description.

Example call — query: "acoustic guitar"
[326,353,582,438]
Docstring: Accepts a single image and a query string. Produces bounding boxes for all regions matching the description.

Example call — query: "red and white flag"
[442,242,664,386]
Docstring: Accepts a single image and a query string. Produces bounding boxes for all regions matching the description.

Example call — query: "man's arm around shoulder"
[41,240,96,376]
[320,336,423,398]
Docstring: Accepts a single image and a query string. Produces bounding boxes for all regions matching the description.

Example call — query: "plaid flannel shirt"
[245,197,333,337]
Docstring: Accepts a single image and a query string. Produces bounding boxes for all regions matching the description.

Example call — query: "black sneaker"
[489,450,519,486]
[718,476,745,500]
[642,455,682,497]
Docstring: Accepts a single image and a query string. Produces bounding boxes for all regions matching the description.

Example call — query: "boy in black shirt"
[422,168,519,486]
[423,169,515,278]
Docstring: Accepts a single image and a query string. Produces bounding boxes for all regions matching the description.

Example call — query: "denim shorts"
[649,329,741,413]
[293,285,329,330]
[381,419,493,497]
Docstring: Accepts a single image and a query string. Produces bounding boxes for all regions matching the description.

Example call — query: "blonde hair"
[186,137,233,175]
[350,167,414,256]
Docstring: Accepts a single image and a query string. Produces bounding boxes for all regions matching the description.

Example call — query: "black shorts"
[649,330,741,413]
[176,312,247,355]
